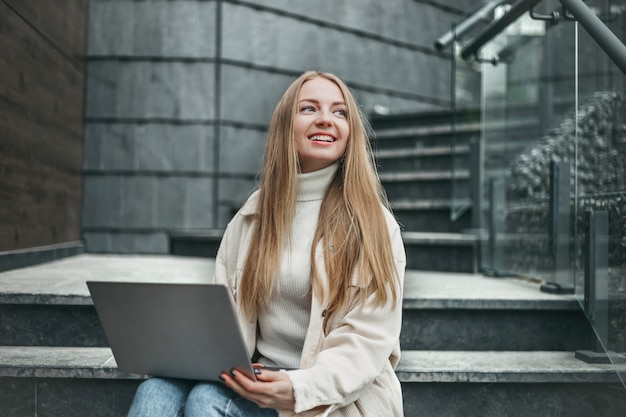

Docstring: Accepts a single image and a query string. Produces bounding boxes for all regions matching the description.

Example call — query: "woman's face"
[294,77,349,173]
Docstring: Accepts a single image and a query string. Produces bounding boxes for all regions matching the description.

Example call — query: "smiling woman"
[127,71,406,417]
[294,77,349,173]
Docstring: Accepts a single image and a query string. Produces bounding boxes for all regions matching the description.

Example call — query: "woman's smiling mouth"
[308,134,336,142]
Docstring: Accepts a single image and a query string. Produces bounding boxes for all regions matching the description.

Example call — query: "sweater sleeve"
[286,220,406,414]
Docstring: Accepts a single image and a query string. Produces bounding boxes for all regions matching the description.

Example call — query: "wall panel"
[0,0,86,254]
[222,3,450,102]
[84,124,214,172]
[8,0,87,59]
[247,0,471,49]
[82,176,213,230]
[86,62,216,120]
[83,0,475,250]
[88,1,217,57]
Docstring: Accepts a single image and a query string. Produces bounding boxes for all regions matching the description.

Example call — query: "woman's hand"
[220,367,295,411]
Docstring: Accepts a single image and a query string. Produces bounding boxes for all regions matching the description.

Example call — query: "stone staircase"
[1,255,626,416]
[371,110,479,273]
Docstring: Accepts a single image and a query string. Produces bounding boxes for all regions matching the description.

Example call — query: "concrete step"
[371,123,479,150]
[403,232,477,273]
[401,271,592,351]
[0,255,589,350]
[379,170,469,201]
[170,229,479,273]
[1,347,625,417]
[170,229,224,258]
[370,108,480,131]
[0,255,213,347]
[390,199,472,233]
[399,350,626,417]
[375,145,470,173]
[369,108,481,151]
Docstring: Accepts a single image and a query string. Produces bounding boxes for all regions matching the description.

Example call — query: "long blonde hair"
[240,71,399,318]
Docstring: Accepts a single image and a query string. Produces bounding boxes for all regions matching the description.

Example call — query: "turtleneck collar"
[296,163,339,202]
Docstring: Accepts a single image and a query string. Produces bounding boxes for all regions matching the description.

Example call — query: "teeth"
[309,135,334,142]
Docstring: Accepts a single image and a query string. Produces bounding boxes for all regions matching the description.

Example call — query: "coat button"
[321,309,327,317]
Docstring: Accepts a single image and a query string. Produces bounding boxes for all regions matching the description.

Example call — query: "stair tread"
[379,170,469,181]
[0,254,213,305]
[375,145,470,158]
[390,198,471,210]
[397,350,625,383]
[403,270,578,310]
[0,346,141,379]
[374,123,480,140]
[0,255,578,311]
[1,346,622,384]
[401,231,477,245]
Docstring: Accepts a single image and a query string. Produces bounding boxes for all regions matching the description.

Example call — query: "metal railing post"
[470,138,482,231]
[575,210,625,364]
[541,160,574,293]
[484,178,506,276]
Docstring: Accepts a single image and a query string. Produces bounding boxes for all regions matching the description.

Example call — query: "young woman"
[127,71,406,417]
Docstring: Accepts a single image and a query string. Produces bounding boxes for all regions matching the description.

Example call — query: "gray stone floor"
[0,254,214,304]
[403,269,580,310]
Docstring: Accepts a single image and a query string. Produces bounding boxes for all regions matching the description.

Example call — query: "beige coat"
[214,191,406,416]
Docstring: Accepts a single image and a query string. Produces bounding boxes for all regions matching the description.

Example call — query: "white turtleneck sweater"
[256,163,338,369]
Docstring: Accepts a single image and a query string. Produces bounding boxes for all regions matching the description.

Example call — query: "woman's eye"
[334,109,347,117]
[300,106,315,112]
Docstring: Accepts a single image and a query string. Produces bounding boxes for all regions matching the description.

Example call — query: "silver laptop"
[87,281,257,382]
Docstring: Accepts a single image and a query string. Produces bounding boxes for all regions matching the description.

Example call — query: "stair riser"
[4,378,625,417]
[400,309,593,351]
[405,243,476,273]
[0,378,139,417]
[382,180,469,201]
[373,133,475,150]
[370,109,481,130]
[0,304,108,347]
[1,302,596,352]
[17,301,588,351]
[170,239,221,258]
[394,209,471,233]
[376,154,469,173]
[403,382,626,417]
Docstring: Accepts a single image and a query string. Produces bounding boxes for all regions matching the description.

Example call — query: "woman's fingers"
[221,369,295,410]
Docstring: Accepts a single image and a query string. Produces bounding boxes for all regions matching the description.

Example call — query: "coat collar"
[238,189,261,216]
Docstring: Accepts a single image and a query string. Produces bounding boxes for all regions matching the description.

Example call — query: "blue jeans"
[127,377,279,417]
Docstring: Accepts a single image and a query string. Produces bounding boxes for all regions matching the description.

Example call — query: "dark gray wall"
[82,0,479,253]
[0,0,87,254]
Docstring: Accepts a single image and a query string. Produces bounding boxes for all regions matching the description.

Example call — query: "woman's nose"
[316,110,332,125]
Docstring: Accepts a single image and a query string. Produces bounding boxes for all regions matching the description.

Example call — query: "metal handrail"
[458,0,626,74]
[559,0,626,74]
[460,0,543,60]
[434,0,507,51]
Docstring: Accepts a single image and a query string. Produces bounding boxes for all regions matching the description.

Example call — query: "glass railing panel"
[451,0,626,389]
[500,11,578,281]
[572,0,626,385]
[450,4,490,226]
[458,2,578,275]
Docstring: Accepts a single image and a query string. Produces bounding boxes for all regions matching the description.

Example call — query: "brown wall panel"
[4,0,88,60]
[0,0,86,252]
